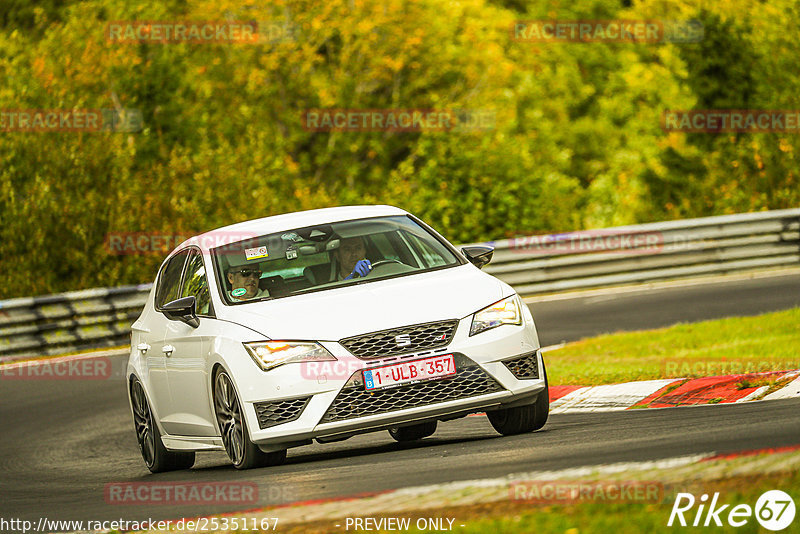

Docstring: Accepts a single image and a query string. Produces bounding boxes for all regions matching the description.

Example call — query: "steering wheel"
[369,259,403,269]
[358,259,405,278]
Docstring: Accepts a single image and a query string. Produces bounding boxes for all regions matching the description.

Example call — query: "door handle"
[162,345,175,357]
[137,343,151,354]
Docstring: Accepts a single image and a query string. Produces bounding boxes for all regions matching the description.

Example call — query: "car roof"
[174,205,409,254]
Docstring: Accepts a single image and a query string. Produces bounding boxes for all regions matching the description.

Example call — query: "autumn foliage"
[1,0,798,297]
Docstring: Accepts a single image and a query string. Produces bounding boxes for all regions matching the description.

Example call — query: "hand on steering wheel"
[344,259,372,279]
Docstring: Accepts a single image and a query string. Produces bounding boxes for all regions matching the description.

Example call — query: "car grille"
[340,320,458,360]
[254,396,311,429]
[320,356,503,423]
[502,352,539,380]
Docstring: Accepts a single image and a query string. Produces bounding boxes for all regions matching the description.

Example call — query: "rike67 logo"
[668,490,796,531]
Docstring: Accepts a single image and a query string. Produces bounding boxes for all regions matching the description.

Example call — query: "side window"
[155,249,190,309]
[370,233,400,261]
[404,232,448,268]
[181,250,212,316]
[376,231,420,267]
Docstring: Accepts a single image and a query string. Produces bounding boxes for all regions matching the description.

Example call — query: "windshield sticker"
[281,232,303,242]
[285,247,298,260]
[244,245,269,261]
[231,288,247,297]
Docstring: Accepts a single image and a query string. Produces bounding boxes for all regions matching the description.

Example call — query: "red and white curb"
[550,379,677,413]
[548,370,800,412]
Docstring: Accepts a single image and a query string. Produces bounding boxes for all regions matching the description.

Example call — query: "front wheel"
[130,378,195,473]
[213,370,287,470]
[487,361,549,436]
[388,421,438,442]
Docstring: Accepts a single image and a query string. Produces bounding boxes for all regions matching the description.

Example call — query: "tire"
[487,359,549,436]
[213,370,287,470]
[388,421,438,442]
[130,378,195,473]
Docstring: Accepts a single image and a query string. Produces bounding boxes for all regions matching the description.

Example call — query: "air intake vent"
[254,396,311,429]
[502,352,539,380]
[320,355,503,423]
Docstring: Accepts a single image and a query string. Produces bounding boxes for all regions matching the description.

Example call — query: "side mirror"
[161,296,200,328]
[461,245,494,269]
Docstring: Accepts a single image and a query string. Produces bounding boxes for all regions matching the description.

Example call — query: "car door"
[144,248,190,430]
[161,248,218,437]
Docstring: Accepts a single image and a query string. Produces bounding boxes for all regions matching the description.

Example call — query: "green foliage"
[1,0,799,297]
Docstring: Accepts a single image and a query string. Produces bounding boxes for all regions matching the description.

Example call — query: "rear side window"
[181,250,212,316]
[155,249,190,309]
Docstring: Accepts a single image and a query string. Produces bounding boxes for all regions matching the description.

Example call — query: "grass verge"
[277,471,800,534]
[544,308,800,386]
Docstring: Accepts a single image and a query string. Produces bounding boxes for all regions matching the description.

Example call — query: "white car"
[127,205,549,472]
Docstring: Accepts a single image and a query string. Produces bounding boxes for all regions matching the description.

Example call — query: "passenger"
[227,266,269,301]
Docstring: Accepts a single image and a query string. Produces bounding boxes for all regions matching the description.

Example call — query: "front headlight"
[244,341,336,371]
[470,295,522,336]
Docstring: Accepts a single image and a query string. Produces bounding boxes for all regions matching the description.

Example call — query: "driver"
[227,266,269,301]
[335,236,372,280]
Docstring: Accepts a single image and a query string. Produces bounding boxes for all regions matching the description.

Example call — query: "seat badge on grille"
[394,333,412,346]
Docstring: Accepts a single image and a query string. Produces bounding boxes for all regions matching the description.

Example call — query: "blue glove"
[344,259,372,279]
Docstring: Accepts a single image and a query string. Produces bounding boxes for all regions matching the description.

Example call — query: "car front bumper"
[240,309,546,447]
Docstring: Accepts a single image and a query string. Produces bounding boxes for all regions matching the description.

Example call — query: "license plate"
[362,354,456,391]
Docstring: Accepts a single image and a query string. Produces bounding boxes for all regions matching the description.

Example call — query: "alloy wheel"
[214,372,245,466]
[131,380,156,468]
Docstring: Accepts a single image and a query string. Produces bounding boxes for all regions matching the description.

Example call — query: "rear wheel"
[213,370,287,470]
[487,360,549,436]
[388,421,438,442]
[130,378,195,473]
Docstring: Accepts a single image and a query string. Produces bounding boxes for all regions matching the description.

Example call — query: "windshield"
[211,215,462,304]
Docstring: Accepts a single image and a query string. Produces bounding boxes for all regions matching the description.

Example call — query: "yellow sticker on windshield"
[244,246,269,260]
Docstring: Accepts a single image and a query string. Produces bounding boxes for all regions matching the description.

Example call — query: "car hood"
[219,265,510,341]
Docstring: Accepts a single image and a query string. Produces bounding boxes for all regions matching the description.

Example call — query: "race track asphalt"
[1,273,799,525]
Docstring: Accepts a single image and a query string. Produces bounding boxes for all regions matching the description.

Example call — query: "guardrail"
[1,208,798,362]
[0,285,151,363]
[478,207,800,295]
